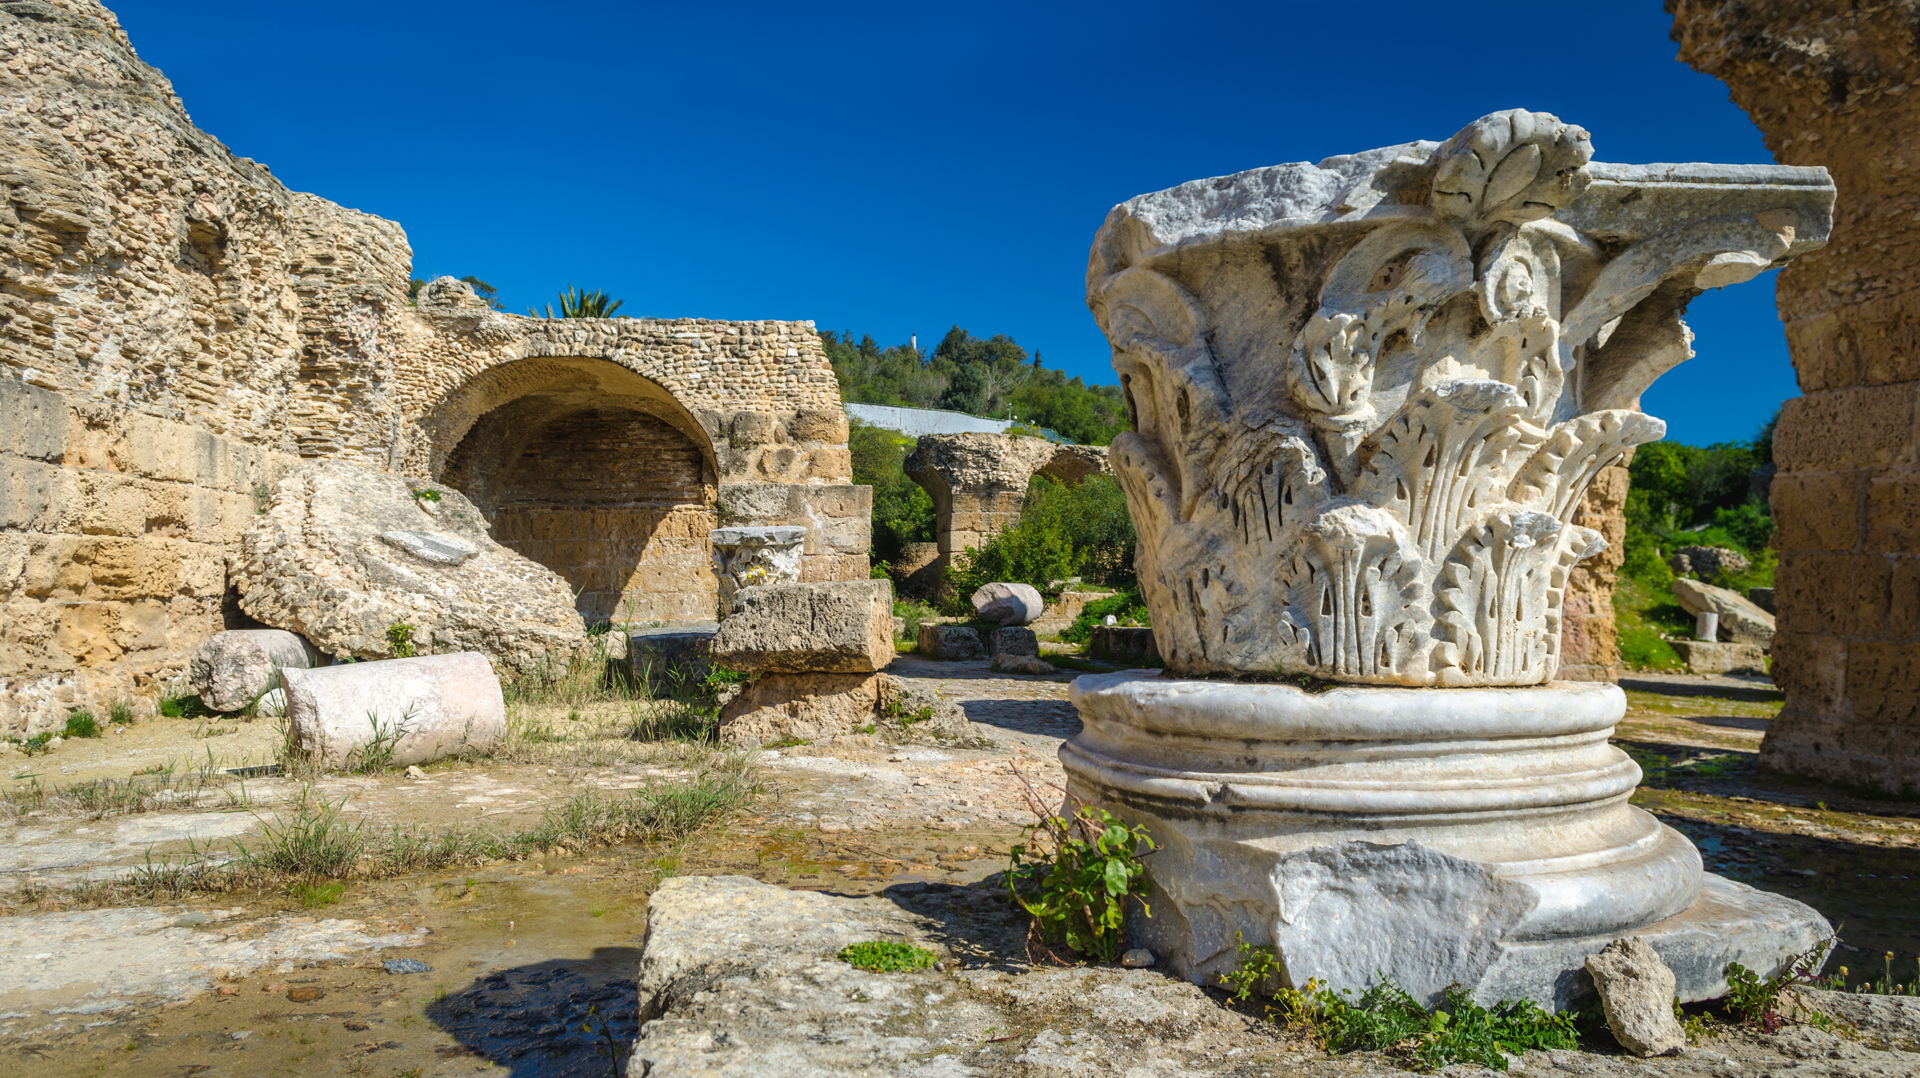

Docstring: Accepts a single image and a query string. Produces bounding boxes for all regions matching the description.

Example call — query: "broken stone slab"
[1668,544,1750,584]
[1671,639,1768,676]
[990,626,1039,657]
[187,629,322,713]
[917,623,985,661]
[1674,577,1776,646]
[1087,625,1159,666]
[1586,937,1686,1056]
[972,582,1044,625]
[280,652,506,769]
[710,579,893,674]
[377,529,478,566]
[710,525,807,614]
[233,460,589,676]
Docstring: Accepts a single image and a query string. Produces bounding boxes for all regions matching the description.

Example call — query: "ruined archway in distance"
[425,357,720,625]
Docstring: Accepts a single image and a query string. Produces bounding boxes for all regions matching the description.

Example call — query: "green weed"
[386,623,417,659]
[63,711,101,739]
[1005,793,1155,963]
[1725,937,1836,1032]
[1221,937,1580,1071]
[108,700,136,726]
[291,881,347,908]
[838,940,939,973]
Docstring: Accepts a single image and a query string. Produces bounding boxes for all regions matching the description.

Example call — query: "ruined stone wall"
[1560,464,1630,682]
[0,0,864,731]
[1,377,294,723]
[1671,0,1920,795]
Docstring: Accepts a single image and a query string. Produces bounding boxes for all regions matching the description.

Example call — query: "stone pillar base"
[1061,673,1829,1008]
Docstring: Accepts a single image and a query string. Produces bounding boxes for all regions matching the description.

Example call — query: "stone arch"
[904,433,1111,570]
[425,356,720,625]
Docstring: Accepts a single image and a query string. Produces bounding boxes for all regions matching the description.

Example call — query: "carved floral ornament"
[1087,109,1833,686]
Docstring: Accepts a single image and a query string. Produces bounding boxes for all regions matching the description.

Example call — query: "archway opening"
[433,358,719,625]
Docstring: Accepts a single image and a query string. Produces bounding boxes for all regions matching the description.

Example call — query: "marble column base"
[1061,672,1830,1008]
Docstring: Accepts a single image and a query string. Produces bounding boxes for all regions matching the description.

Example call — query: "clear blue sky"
[111,0,1795,447]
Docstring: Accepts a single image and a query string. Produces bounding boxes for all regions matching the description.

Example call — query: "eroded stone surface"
[233,460,589,675]
[710,525,806,615]
[1587,937,1685,1056]
[710,579,893,674]
[186,629,321,713]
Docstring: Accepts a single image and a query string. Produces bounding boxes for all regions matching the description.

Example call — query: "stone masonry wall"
[1,377,294,727]
[1671,0,1920,795]
[0,0,864,730]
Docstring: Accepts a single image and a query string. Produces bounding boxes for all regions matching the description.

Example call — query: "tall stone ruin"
[1072,110,1835,1005]
[1670,0,1920,798]
[0,0,868,732]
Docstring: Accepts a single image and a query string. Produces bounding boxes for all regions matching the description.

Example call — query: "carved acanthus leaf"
[1353,381,1542,562]
[1508,410,1667,522]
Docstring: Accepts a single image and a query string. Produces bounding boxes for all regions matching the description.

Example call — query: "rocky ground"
[0,659,1915,1076]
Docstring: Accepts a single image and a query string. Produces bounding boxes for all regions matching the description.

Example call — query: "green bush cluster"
[1059,589,1150,643]
[943,474,1136,611]
[849,422,936,562]
[1006,804,1156,963]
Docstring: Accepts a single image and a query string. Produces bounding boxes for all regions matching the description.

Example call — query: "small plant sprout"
[1724,936,1839,1032]
[386,623,417,658]
[410,487,442,504]
[837,940,940,973]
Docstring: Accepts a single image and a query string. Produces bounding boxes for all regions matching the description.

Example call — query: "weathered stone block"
[1775,387,1920,473]
[188,628,322,712]
[1670,639,1768,676]
[628,626,717,693]
[989,626,1038,657]
[916,623,984,661]
[1771,472,1861,553]
[710,579,893,674]
[717,671,882,747]
[1088,626,1160,666]
[1586,938,1686,1057]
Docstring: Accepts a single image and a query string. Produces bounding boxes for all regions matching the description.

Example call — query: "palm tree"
[535,285,624,318]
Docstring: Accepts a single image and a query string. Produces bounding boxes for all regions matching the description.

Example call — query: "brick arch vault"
[419,355,722,625]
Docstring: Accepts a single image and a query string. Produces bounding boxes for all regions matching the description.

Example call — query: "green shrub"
[942,474,1137,611]
[892,598,937,641]
[63,710,101,739]
[1060,589,1150,643]
[1726,938,1836,1032]
[1006,804,1155,963]
[1221,938,1580,1071]
[108,700,136,725]
[837,940,940,973]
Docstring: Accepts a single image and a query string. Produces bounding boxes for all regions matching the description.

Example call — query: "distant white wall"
[845,403,1014,438]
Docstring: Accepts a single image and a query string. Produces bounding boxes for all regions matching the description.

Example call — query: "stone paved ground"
[0,660,1916,1075]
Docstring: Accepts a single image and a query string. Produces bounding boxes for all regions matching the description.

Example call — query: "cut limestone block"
[718,672,882,747]
[710,579,893,674]
[1670,639,1768,676]
[188,629,322,712]
[1088,626,1160,666]
[629,624,718,693]
[281,652,505,769]
[917,623,985,661]
[990,626,1039,658]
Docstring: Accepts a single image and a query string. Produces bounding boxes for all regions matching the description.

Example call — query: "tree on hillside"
[820,326,1129,444]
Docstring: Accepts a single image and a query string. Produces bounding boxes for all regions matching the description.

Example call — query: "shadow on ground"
[426,946,640,1077]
